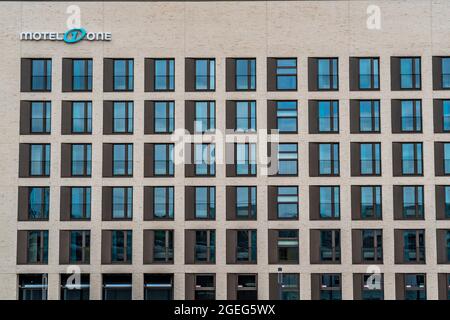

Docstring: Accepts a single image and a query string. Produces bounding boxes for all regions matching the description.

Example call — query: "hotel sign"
[20,28,111,44]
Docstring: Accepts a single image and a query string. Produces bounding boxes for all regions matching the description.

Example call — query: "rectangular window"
[237,275,257,300]
[361,274,384,300]
[113,101,133,133]
[144,274,173,300]
[154,144,174,176]
[319,186,340,219]
[277,143,298,176]
[444,143,450,174]
[319,143,339,175]
[236,143,256,176]
[195,275,215,300]
[31,59,51,91]
[443,100,450,132]
[111,230,132,263]
[60,274,89,300]
[195,187,215,219]
[71,187,91,220]
[236,230,257,263]
[71,101,92,134]
[195,230,215,263]
[360,143,381,175]
[113,144,133,176]
[19,274,47,300]
[153,187,174,219]
[277,186,298,219]
[362,229,383,262]
[359,100,380,132]
[402,186,424,219]
[30,144,50,176]
[72,59,92,91]
[154,59,175,91]
[195,59,215,91]
[360,186,382,219]
[69,230,90,264]
[401,143,423,175]
[102,274,132,300]
[235,58,256,90]
[235,101,256,132]
[153,230,173,263]
[195,144,215,176]
[400,57,421,89]
[320,230,340,262]
[278,274,299,300]
[404,274,426,300]
[276,101,297,133]
[317,58,338,90]
[401,100,422,132]
[27,230,48,264]
[28,187,49,220]
[442,58,450,89]
[154,101,174,133]
[236,186,257,219]
[30,102,51,133]
[277,230,299,263]
[318,100,339,133]
[195,101,215,133]
[112,187,133,219]
[359,58,379,90]
[320,274,341,300]
[445,186,450,219]
[71,144,91,176]
[276,58,297,90]
[113,59,133,91]
[403,230,425,263]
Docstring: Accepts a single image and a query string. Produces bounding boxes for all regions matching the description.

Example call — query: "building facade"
[1,0,450,300]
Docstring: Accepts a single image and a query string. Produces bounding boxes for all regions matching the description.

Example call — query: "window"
[442,58,450,89]
[359,100,380,132]
[320,230,340,262]
[445,143,450,174]
[30,102,51,133]
[19,274,47,300]
[361,230,383,262]
[236,275,257,300]
[102,274,132,300]
[144,274,173,300]
[113,144,133,176]
[111,230,132,263]
[276,186,298,219]
[276,58,297,90]
[72,59,92,91]
[30,144,50,176]
[276,274,299,300]
[194,275,215,300]
[71,144,91,176]
[445,231,450,262]
[236,230,257,263]
[60,274,89,300]
[112,187,133,219]
[195,230,215,263]
[195,101,215,133]
[402,186,424,219]
[235,101,256,132]
[318,100,339,133]
[154,101,174,133]
[72,101,92,134]
[195,59,215,91]
[443,100,450,131]
[154,59,175,91]
[28,187,49,220]
[403,230,425,263]
[195,144,215,176]
[445,186,450,219]
[317,58,338,90]
[320,274,341,300]
[360,143,381,175]
[69,230,90,264]
[195,187,215,219]
[404,274,426,300]
[113,59,133,91]
[113,101,133,133]
[401,143,423,175]
[31,59,51,91]
[236,186,257,219]
[319,143,339,175]
[359,58,379,90]
[361,274,383,300]
[360,186,382,219]
[154,144,174,176]
[71,187,91,219]
[276,101,297,133]
[319,186,340,219]
[236,143,256,176]
[400,57,421,89]
[153,187,174,219]
[153,230,173,263]
[27,230,48,264]
[276,143,297,176]
[401,100,422,132]
[277,230,299,263]
[235,58,256,90]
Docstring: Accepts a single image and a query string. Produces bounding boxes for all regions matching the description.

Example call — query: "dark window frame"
[153,58,175,92]
[112,101,134,134]
[29,143,50,177]
[235,58,256,91]
[71,101,92,134]
[70,186,91,220]
[152,230,174,263]
[71,58,93,92]
[194,58,215,91]
[358,57,380,91]
[71,143,92,177]
[153,101,175,134]
[30,101,51,134]
[235,186,257,220]
[152,186,174,220]
[275,58,297,91]
[359,142,381,176]
[318,142,340,176]
[112,58,134,92]
[112,143,133,177]
[69,230,90,264]
[30,58,52,92]
[194,186,216,220]
[358,100,380,133]
[317,100,339,133]
[316,57,339,91]
[399,57,421,90]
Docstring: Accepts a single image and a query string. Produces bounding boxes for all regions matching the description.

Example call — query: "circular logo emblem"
[63,28,87,44]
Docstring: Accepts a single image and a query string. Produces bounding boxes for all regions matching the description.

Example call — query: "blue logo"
[63,28,87,44]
